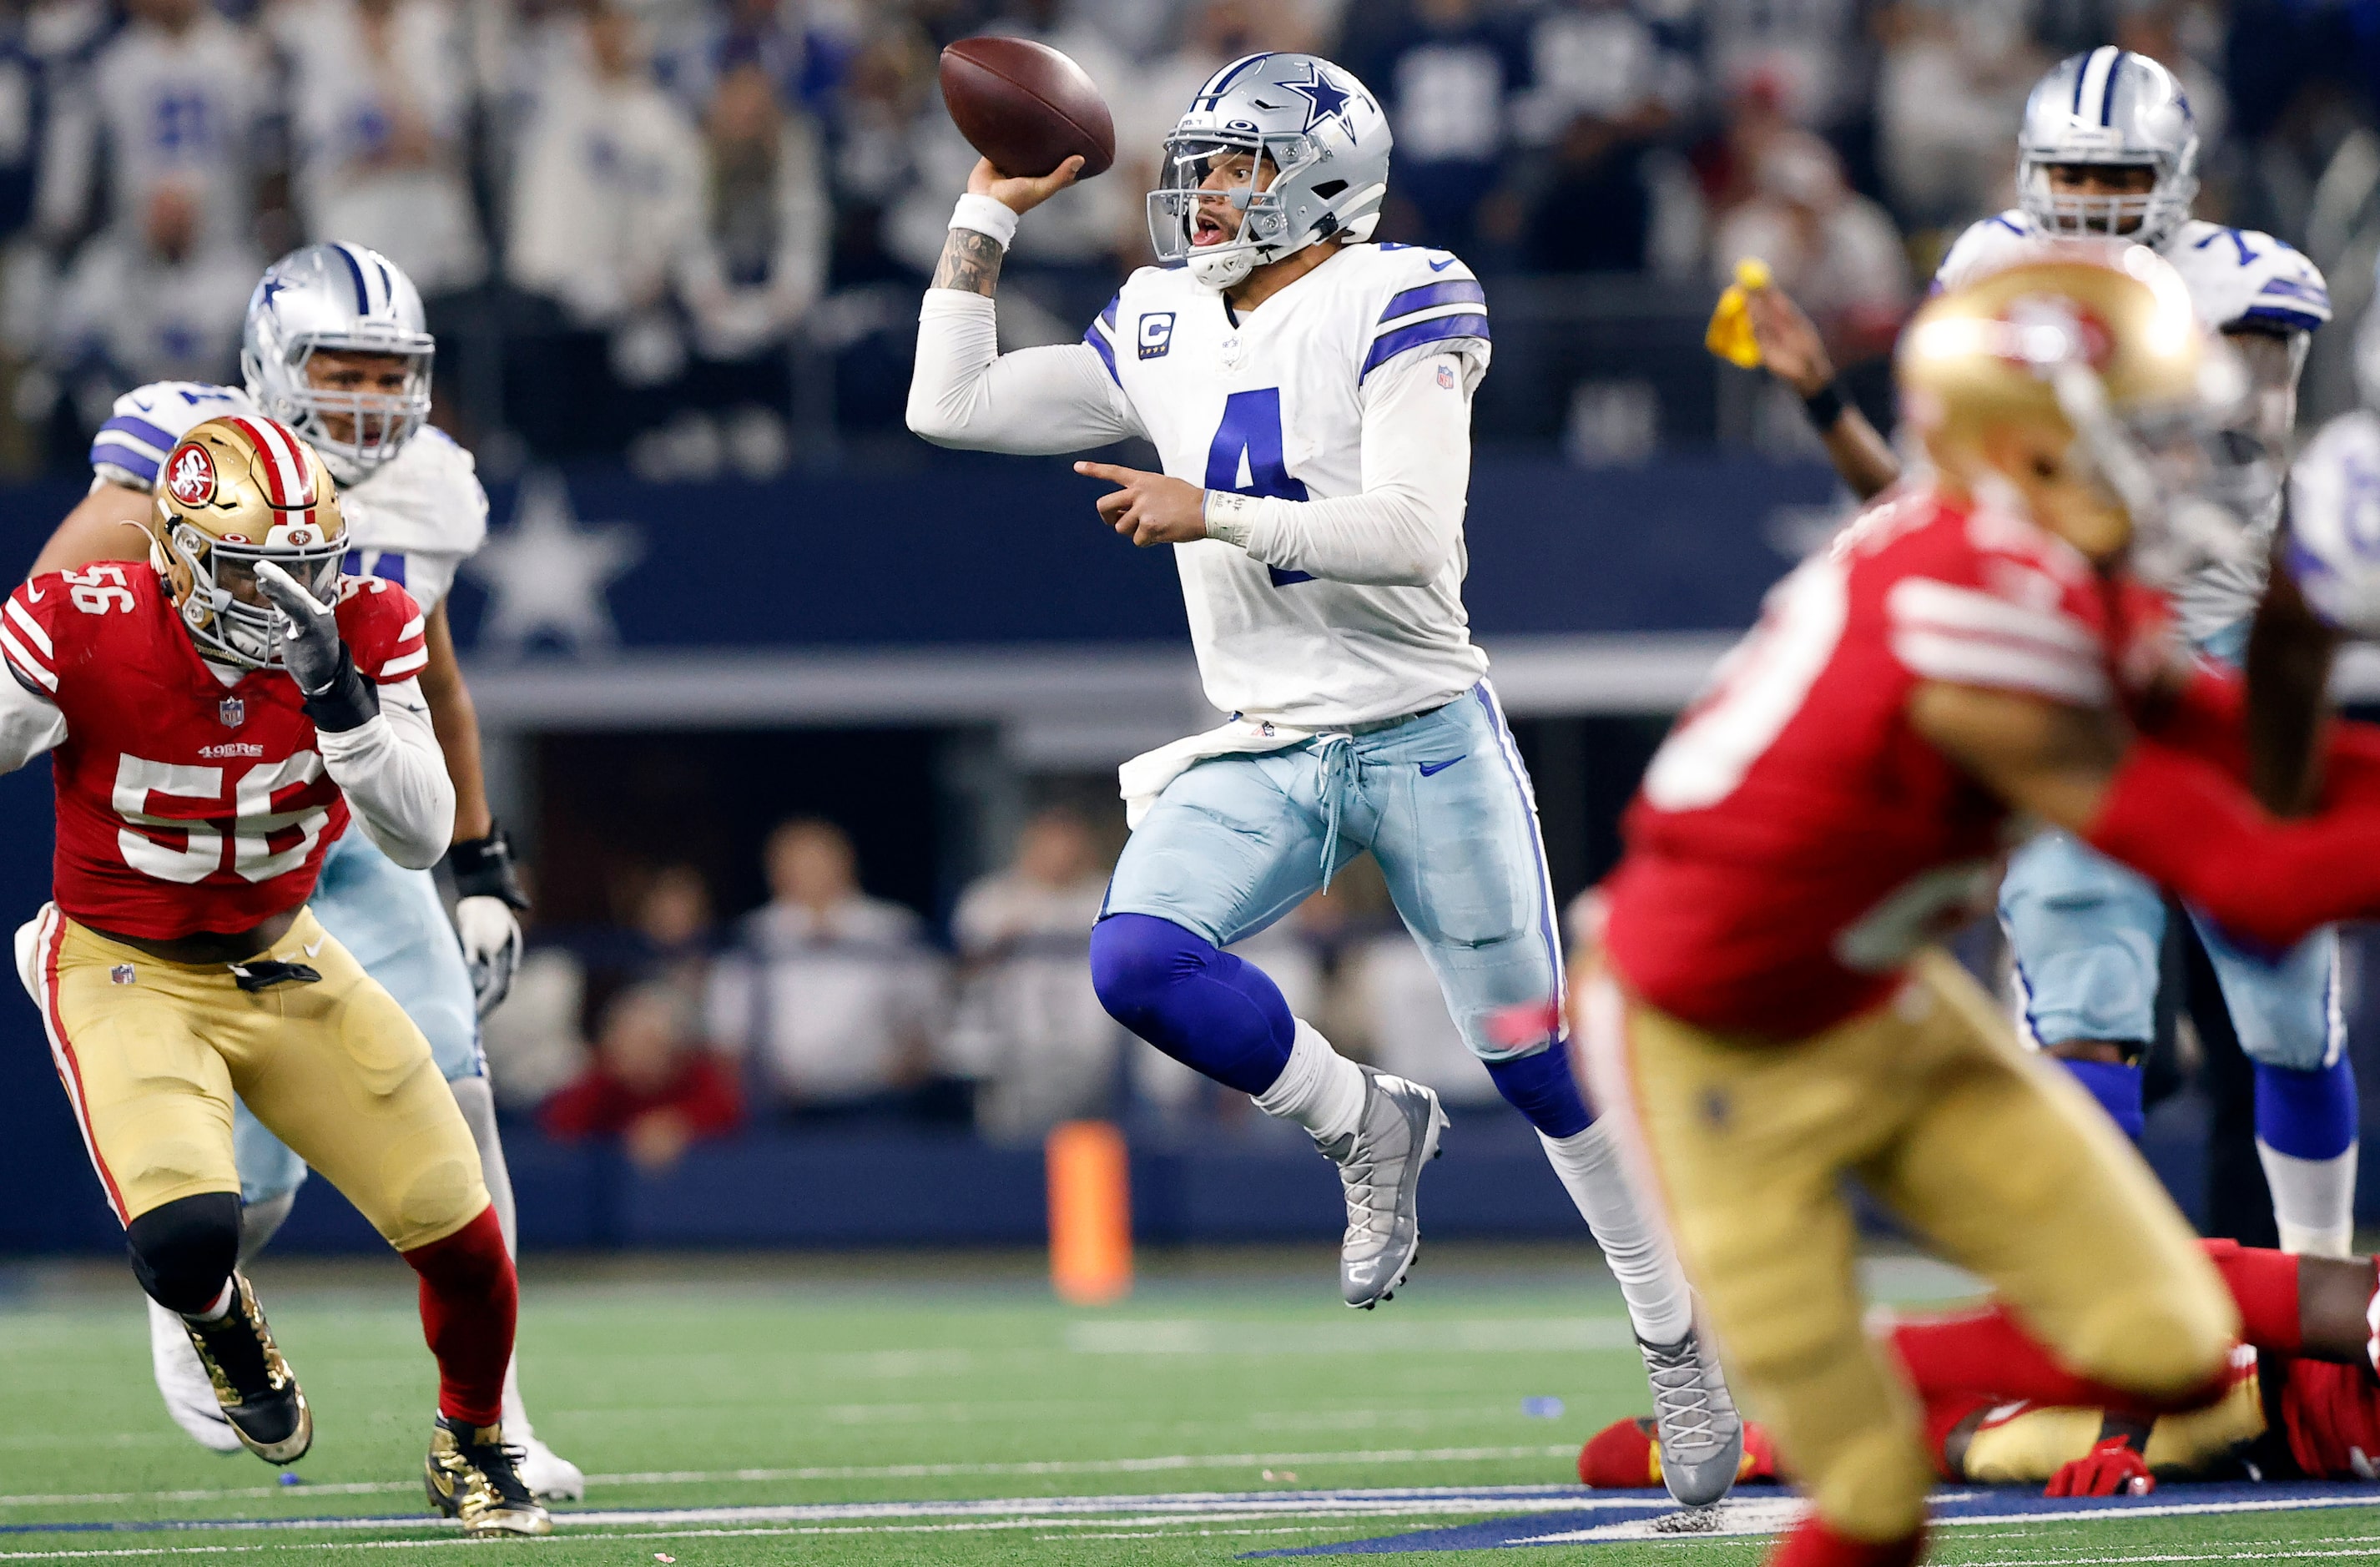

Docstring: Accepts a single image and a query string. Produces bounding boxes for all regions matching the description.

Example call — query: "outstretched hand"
[970,154,1085,217]
[1744,284,1834,396]
[1077,461,1209,547]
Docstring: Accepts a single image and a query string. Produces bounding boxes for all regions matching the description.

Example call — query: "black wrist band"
[449,824,530,910]
[300,650,379,733]
[1801,378,1848,430]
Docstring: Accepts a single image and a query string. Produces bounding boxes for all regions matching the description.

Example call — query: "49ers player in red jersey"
[1576,244,2380,1567]
[0,416,547,1537]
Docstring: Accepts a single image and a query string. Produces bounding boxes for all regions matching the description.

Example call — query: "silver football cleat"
[147,1297,243,1454]
[1639,1328,1745,1507]
[1315,1066,1449,1309]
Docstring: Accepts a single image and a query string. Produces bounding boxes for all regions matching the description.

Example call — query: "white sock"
[2258,1138,2358,1257]
[1252,1019,1367,1145]
[182,1280,235,1324]
[1539,1121,1695,1345]
[501,1355,533,1439]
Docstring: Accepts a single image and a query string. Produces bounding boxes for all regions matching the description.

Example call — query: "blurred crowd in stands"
[0,0,2362,478]
[485,804,1508,1162]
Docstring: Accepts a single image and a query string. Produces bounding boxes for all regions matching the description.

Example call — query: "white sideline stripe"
[0,1449,1578,1508]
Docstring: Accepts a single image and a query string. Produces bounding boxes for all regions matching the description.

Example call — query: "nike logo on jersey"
[304,939,323,957]
[1419,755,1467,777]
[1428,258,1457,272]
[23,586,39,602]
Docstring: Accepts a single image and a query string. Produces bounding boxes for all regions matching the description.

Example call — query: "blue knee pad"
[2059,1057,2146,1142]
[2255,1056,2358,1162]
[1088,913,1293,1096]
[1485,1045,1591,1138]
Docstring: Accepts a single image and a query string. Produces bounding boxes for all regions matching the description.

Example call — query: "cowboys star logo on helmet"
[150,416,350,669]
[166,442,216,509]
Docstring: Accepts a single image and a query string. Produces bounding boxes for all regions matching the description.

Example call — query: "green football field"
[2,1243,2376,1565]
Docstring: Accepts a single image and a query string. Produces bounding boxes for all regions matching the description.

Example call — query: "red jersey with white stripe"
[0,564,429,940]
[1602,486,2169,1038]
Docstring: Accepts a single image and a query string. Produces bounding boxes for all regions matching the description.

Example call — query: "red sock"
[1885,1302,2215,1420]
[2201,1238,2301,1353]
[1767,1515,1924,1567]
[401,1206,515,1428]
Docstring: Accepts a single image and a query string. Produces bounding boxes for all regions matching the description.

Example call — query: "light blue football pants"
[1102,681,1561,1061]
[232,828,482,1207]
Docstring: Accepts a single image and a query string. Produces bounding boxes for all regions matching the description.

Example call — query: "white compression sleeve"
[0,672,63,775]
[1538,1122,1697,1344]
[317,677,455,870]
[906,291,1142,454]
[1202,350,1475,587]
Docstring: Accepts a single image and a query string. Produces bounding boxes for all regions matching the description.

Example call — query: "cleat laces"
[1642,1338,1727,1453]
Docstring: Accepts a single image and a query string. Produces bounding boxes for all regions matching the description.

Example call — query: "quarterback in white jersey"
[36,244,582,1500]
[909,51,1745,1508]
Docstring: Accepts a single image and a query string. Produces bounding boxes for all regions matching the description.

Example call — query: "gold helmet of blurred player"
[1898,239,2249,583]
[150,415,349,669]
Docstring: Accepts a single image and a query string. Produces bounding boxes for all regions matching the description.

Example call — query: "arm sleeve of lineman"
[0,663,64,774]
[318,678,455,869]
[906,291,1142,453]
[1205,351,1475,588]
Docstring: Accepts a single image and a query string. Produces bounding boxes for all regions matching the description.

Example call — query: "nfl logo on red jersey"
[219,697,245,729]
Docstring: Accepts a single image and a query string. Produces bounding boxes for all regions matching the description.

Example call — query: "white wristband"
[1203,490,1255,548]
[950,193,1021,250]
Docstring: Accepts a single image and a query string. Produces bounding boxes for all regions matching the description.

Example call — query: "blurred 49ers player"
[0,416,547,1538]
[1584,1238,2380,1498]
[1579,244,2380,1567]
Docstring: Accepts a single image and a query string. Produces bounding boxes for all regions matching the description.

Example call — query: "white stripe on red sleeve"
[0,625,56,692]
[6,595,53,658]
[1888,577,2110,705]
[378,647,429,679]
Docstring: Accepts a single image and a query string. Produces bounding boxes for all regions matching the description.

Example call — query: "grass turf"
[0,1245,2373,1564]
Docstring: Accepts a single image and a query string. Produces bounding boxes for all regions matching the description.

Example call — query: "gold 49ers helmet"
[1898,239,2248,582]
[150,415,349,668]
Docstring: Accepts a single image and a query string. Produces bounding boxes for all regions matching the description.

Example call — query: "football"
[938,36,1116,181]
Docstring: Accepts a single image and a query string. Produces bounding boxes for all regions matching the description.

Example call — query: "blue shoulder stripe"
[1361,311,1490,381]
[98,413,174,454]
[1379,280,1486,325]
[2256,276,2328,306]
[1098,292,1120,330]
[2234,304,2325,335]
[1083,323,1121,384]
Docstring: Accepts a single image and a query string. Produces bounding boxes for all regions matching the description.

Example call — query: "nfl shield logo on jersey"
[219,696,245,729]
[109,964,134,986]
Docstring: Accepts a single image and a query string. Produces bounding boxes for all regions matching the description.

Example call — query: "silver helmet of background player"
[1147,52,1391,291]
[2017,47,2200,250]
[240,242,434,486]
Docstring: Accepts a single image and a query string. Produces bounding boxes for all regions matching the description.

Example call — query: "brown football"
[939,36,1116,181]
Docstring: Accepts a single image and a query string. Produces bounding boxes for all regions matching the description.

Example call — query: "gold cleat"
[425,1416,553,1537]
[181,1272,312,1464]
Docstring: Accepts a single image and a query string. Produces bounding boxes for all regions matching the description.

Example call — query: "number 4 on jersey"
[1206,389,1314,587]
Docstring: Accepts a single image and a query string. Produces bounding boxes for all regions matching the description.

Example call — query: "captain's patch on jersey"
[1138,312,1176,360]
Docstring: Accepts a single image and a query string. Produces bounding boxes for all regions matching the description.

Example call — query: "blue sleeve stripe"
[98,413,174,454]
[89,437,161,481]
[1098,292,1120,330]
[2256,277,2328,305]
[1361,311,1490,380]
[1083,325,1121,384]
[1379,280,1486,323]
[2234,305,2326,335]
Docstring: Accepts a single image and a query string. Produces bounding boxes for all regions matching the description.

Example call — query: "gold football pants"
[1579,948,2236,1543]
[22,904,487,1251]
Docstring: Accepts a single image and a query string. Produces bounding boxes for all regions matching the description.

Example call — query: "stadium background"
[0,0,2375,1262]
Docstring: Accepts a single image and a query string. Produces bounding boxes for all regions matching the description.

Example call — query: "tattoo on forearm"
[933,228,1005,296]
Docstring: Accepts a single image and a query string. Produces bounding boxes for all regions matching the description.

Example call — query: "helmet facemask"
[260,340,432,487]
[159,518,349,670]
[2019,155,2196,249]
[1149,133,1326,290]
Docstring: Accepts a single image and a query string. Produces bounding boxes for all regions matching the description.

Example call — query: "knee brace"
[1088,913,1293,1096]
[126,1192,242,1316]
[1485,1044,1592,1138]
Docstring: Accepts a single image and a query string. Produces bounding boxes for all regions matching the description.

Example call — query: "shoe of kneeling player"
[1638,1328,1747,1507]
[512,1429,587,1502]
[1316,1065,1449,1309]
[424,1416,554,1536]
[179,1274,311,1464]
[148,1297,243,1454]
[1578,1413,1778,1490]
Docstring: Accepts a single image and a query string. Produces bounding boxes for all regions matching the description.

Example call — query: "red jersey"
[1603,486,2169,1038]
[0,563,430,940]
[2274,1355,2380,1480]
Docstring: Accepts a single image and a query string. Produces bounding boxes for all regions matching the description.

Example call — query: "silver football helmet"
[240,242,434,486]
[2018,48,2200,250]
[1147,53,1390,291]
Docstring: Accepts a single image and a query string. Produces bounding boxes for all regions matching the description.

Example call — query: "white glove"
[453,894,523,1018]
[251,560,345,694]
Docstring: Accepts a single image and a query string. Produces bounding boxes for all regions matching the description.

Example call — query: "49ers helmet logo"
[164,442,216,508]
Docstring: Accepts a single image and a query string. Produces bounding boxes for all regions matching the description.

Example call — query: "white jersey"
[2284,407,2380,637]
[1937,210,2331,646]
[1087,244,1493,726]
[89,382,487,614]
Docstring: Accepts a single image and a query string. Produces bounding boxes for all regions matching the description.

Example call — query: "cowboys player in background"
[1746,47,2347,1259]
[909,53,1745,1506]
[31,243,582,1499]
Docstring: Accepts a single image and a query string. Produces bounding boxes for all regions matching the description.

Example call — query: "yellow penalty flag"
[1705,256,1773,369]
